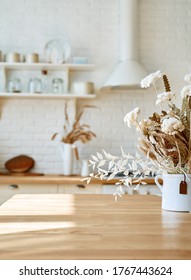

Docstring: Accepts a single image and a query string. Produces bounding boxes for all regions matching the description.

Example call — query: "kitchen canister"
[25,53,39,63]
[28,78,42,93]
[73,81,94,95]
[7,78,22,93]
[52,78,64,93]
[5,52,20,63]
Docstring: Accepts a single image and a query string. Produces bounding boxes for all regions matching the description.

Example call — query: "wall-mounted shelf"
[0,92,96,99]
[0,62,95,71]
[0,62,96,99]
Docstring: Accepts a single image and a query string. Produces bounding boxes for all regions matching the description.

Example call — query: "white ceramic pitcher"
[155,173,191,212]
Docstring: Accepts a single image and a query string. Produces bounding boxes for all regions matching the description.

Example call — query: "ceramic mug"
[155,174,191,212]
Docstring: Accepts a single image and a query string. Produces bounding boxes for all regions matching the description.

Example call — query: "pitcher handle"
[155,175,163,194]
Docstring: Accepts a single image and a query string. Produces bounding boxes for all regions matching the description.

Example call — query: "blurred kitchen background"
[0,0,191,174]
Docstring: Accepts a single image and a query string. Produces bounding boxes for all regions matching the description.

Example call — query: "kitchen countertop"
[0,174,157,185]
[0,193,191,260]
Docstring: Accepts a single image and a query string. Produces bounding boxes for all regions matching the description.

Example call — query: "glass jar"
[52,78,63,93]
[28,78,42,93]
[7,78,21,93]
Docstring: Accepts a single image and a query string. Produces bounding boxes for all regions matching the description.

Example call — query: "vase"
[80,159,89,177]
[155,174,191,212]
[59,143,74,175]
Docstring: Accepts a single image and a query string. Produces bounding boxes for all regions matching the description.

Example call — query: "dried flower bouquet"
[83,71,191,197]
[51,102,96,144]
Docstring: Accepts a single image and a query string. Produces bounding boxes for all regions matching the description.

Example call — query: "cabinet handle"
[8,184,19,190]
[76,184,86,189]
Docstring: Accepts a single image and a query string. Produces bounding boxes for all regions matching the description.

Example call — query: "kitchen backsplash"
[0,0,191,174]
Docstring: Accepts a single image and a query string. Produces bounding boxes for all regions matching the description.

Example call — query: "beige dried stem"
[51,103,96,144]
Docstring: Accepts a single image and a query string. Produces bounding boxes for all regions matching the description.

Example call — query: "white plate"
[44,38,71,64]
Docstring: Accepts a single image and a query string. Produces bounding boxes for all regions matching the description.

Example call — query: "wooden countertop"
[0,193,190,260]
[0,174,156,185]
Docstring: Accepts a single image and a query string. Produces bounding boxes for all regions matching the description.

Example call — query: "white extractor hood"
[102,0,147,90]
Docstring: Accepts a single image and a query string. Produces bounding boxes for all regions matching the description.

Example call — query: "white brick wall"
[0,0,191,174]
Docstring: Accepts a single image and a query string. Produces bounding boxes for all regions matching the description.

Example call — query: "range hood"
[102,0,147,90]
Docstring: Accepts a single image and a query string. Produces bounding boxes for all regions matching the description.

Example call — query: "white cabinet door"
[102,184,161,195]
[0,184,58,205]
[58,184,102,194]
[137,184,161,195]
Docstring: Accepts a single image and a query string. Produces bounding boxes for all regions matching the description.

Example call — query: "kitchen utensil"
[5,155,35,173]
[44,38,71,63]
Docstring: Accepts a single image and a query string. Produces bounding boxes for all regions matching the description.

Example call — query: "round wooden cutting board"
[5,155,35,173]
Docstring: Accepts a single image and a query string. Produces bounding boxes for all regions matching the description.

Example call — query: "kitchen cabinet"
[58,184,102,194]
[0,183,57,205]
[102,184,161,195]
[0,182,103,205]
[0,62,95,99]
[0,175,160,205]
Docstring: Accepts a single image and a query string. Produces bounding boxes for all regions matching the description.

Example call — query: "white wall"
[0,0,191,174]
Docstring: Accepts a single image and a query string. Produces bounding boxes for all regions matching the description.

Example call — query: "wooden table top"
[0,194,191,260]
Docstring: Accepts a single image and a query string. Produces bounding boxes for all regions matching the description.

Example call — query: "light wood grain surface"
[0,174,157,185]
[0,194,190,260]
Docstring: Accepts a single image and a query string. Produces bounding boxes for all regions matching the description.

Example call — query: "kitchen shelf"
[0,62,95,71]
[0,62,96,99]
[0,93,96,99]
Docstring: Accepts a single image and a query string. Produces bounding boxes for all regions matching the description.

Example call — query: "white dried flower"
[124,107,140,128]
[184,73,191,83]
[141,70,163,88]
[156,91,175,105]
[180,85,191,98]
[161,117,185,135]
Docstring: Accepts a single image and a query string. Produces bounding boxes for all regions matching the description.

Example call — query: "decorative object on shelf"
[7,78,21,93]
[41,69,48,93]
[24,53,39,63]
[5,52,20,63]
[72,81,94,95]
[83,70,191,212]
[44,38,71,64]
[52,78,64,93]
[73,57,88,64]
[51,102,96,175]
[28,78,42,94]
